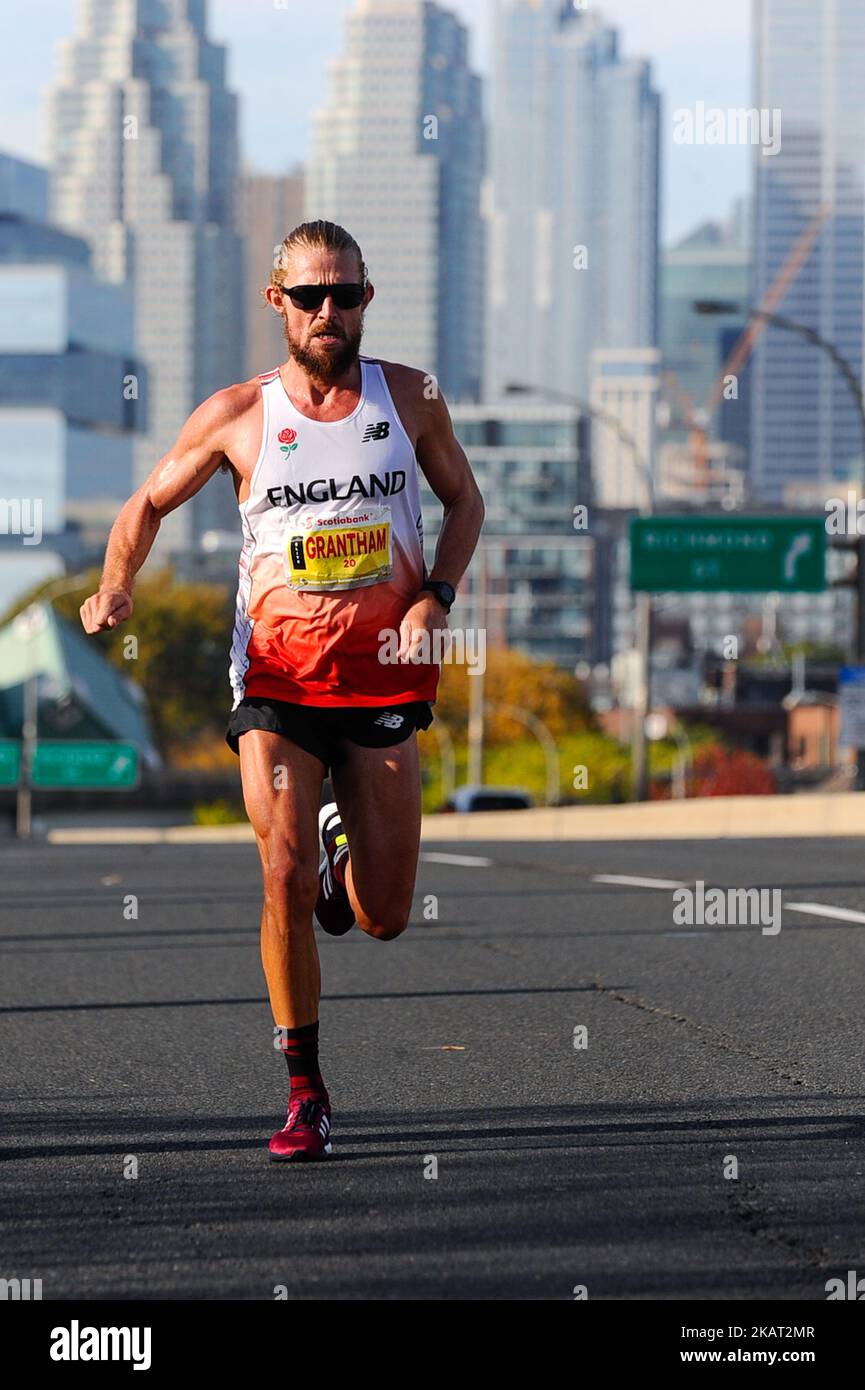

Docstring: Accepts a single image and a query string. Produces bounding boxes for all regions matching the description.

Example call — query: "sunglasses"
[279,282,365,311]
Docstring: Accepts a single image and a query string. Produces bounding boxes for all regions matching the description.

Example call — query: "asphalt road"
[2,835,865,1301]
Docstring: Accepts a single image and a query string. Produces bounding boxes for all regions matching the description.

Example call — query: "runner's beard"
[285,315,364,385]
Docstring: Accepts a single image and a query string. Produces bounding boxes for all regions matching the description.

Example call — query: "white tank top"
[229,357,438,709]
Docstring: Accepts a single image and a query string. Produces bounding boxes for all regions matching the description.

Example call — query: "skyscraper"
[242,167,305,381]
[751,0,865,500]
[306,0,484,402]
[487,0,660,403]
[422,400,593,668]
[590,347,661,509]
[46,0,245,550]
[660,210,750,444]
[657,208,751,499]
[0,152,143,610]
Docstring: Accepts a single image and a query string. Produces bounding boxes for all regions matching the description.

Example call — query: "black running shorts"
[226,696,434,771]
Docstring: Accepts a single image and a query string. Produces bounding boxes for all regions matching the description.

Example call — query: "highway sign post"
[630,515,827,593]
[627,514,829,800]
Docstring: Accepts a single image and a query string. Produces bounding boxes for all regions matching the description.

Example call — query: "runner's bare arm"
[80,389,238,634]
[414,388,485,592]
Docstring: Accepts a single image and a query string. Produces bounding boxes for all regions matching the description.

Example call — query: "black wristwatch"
[419,580,455,614]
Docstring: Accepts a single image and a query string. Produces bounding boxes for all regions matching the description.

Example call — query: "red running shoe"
[314,803,355,936]
[268,1093,333,1161]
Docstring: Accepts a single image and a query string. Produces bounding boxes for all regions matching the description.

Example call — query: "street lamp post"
[467,542,486,786]
[14,605,43,840]
[465,533,593,796]
[695,301,865,787]
[752,312,865,719]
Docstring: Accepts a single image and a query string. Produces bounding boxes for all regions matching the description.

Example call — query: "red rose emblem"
[278,428,296,445]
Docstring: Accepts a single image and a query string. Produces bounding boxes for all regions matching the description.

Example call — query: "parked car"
[442,785,533,813]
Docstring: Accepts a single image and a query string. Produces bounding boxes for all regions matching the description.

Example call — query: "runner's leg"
[239,730,325,1026]
[330,734,422,940]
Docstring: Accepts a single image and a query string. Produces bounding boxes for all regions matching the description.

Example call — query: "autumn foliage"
[650,745,776,799]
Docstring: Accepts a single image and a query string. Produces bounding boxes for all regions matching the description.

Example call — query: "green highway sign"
[630,515,826,593]
[0,740,21,787]
[31,741,139,790]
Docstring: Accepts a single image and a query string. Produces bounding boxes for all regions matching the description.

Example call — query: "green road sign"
[630,515,827,593]
[0,740,21,787]
[31,741,139,789]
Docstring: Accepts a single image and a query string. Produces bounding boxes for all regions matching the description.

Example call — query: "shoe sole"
[318,803,341,876]
[315,803,355,934]
[269,1142,333,1163]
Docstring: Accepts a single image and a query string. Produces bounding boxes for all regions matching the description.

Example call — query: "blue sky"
[1,0,751,245]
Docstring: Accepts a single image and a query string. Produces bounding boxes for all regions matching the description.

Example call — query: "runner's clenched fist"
[79,589,133,633]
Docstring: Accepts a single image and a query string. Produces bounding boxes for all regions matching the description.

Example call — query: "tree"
[434,645,594,745]
[649,743,776,799]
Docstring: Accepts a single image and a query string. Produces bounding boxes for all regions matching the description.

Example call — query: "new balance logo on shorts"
[362,421,390,442]
[374,712,405,729]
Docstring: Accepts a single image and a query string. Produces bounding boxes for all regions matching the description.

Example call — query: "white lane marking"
[786,901,865,924]
[421,852,494,868]
[592,874,686,890]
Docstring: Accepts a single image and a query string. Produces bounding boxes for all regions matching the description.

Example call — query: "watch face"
[429,583,454,609]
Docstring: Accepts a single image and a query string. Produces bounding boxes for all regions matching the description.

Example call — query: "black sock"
[279,1020,326,1099]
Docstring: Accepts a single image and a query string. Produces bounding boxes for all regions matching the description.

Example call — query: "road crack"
[591,978,815,1090]
[593,979,835,1271]
[726,1179,831,1269]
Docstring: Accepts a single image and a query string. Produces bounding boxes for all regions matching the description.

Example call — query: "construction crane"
[667,203,833,488]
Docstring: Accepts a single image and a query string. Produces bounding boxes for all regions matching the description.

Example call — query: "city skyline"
[305,0,485,401]
[3,0,750,246]
[750,0,865,502]
[486,1,660,407]
[44,0,246,552]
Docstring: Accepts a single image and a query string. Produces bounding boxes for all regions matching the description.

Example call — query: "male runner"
[80,220,484,1160]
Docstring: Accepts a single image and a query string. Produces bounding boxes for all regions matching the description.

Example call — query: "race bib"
[284,506,393,591]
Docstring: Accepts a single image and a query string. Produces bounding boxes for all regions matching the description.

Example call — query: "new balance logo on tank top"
[230,357,438,708]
